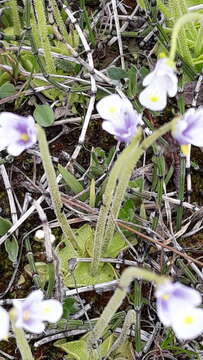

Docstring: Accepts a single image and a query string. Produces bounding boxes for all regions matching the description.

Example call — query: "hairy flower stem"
[169,0,193,67]
[10,310,34,360]
[48,0,70,42]
[9,0,21,36]
[36,125,80,253]
[156,0,170,18]
[33,0,56,73]
[169,13,203,62]
[134,280,142,357]
[91,119,177,275]
[105,309,136,359]
[194,23,203,57]
[88,267,167,347]
[91,129,142,275]
[176,153,186,231]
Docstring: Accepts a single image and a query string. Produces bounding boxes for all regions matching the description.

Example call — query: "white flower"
[13,290,63,334]
[139,58,178,111]
[155,281,203,340]
[96,94,141,143]
[0,306,9,340]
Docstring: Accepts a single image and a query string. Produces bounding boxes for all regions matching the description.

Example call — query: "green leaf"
[33,104,55,127]
[139,66,149,79]
[0,217,19,262]
[24,262,49,289]
[0,81,16,99]
[55,339,87,360]
[0,216,12,235]
[137,0,146,9]
[55,224,93,272]
[56,224,117,287]
[140,203,147,220]
[5,236,19,262]
[86,231,126,258]
[62,298,76,319]
[127,66,137,97]
[104,232,127,258]
[0,72,11,87]
[112,338,135,359]
[58,164,86,201]
[107,67,127,80]
[32,79,62,101]
[64,262,117,287]
[54,333,113,359]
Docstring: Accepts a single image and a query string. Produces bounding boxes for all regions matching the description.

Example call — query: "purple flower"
[0,112,37,156]
[155,281,203,340]
[172,108,203,146]
[96,94,141,143]
[13,290,63,334]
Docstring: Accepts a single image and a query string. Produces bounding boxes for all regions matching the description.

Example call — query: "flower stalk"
[91,118,177,275]
[9,0,21,36]
[33,0,56,73]
[88,267,167,347]
[176,153,186,231]
[10,310,34,360]
[36,125,80,253]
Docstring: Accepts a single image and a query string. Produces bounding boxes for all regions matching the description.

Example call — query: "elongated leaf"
[58,164,87,201]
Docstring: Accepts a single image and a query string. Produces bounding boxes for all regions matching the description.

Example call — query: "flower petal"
[156,281,201,306]
[39,300,63,322]
[172,283,201,306]
[170,305,203,340]
[166,74,178,97]
[97,94,140,143]
[0,307,9,340]
[156,297,172,326]
[173,108,203,146]
[96,94,125,121]
[25,290,44,304]
[0,112,36,156]
[139,82,167,111]
[142,69,156,86]
[7,143,27,156]
[18,318,45,334]
[102,120,118,136]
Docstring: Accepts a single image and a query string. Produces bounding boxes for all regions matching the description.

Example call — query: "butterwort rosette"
[96,94,141,143]
[155,281,203,340]
[13,290,63,334]
[172,108,203,146]
[139,57,178,111]
[0,112,37,156]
